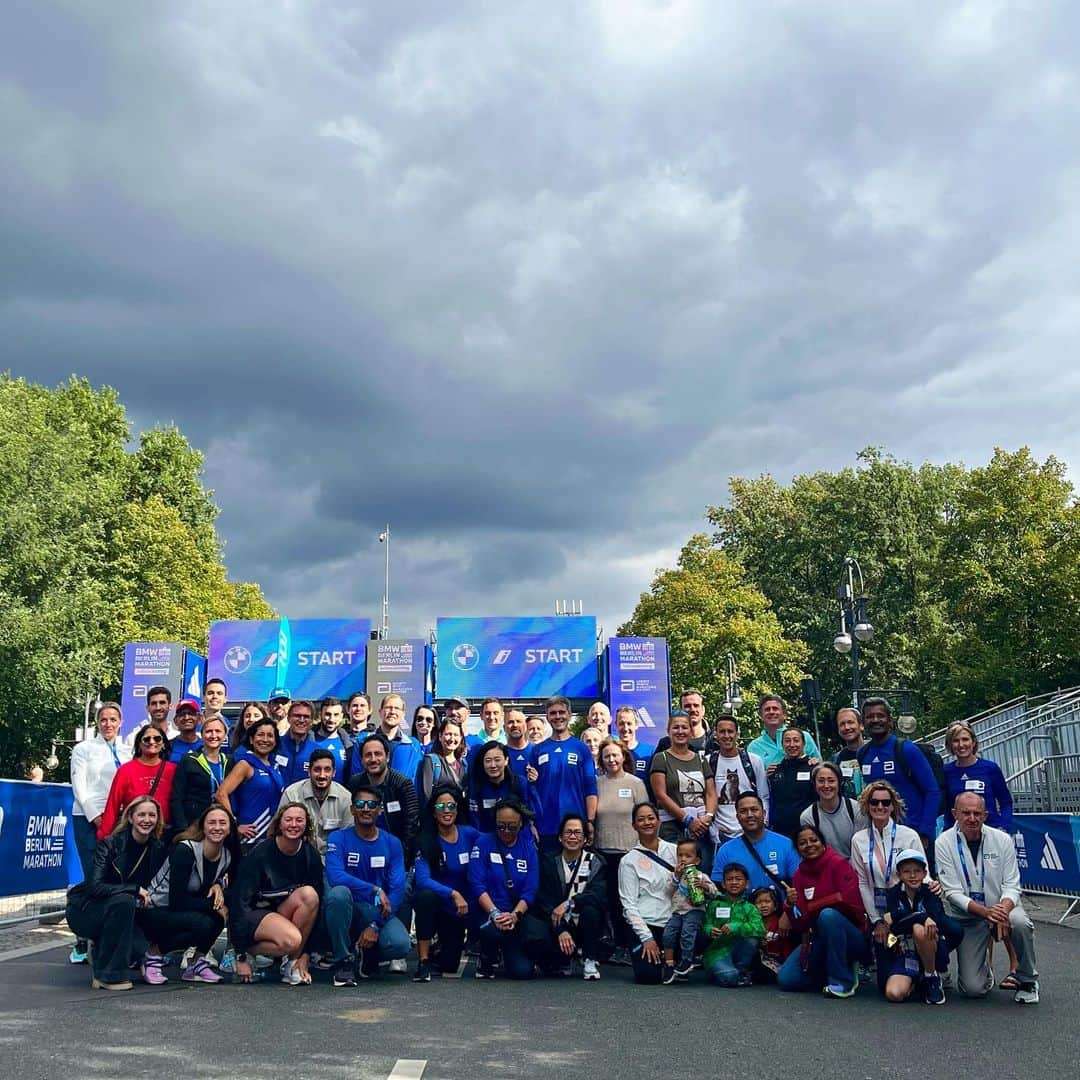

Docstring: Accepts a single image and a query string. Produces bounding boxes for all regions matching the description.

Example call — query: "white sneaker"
[582,959,600,981]
[180,947,196,972]
[388,958,408,975]
[280,959,302,986]
[1014,981,1040,1005]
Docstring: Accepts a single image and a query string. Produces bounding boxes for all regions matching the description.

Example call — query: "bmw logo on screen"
[451,643,480,671]
[224,645,252,674]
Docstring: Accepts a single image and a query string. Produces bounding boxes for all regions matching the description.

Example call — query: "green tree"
[0,375,275,776]
[618,535,809,726]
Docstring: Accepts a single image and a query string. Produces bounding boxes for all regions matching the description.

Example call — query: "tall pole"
[850,625,860,709]
[379,525,391,639]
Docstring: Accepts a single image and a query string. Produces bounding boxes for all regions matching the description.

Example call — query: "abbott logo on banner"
[1041,835,1065,872]
[24,809,67,870]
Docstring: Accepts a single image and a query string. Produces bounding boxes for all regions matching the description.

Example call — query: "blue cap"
[270,687,292,702]
[896,848,927,868]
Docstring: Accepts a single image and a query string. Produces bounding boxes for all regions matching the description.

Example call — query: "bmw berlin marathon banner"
[366,638,428,704]
[1013,813,1080,895]
[0,781,81,896]
[121,642,206,737]
[607,637,671,732]
[436,616,599,700]
[209,618,372,701]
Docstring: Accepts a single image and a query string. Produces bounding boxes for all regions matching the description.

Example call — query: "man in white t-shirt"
[707,716,769,840]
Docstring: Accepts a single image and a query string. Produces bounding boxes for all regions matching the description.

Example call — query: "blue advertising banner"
[0,781,81,896]
[1013,813,1080,893]
[182,648,206,704]
[121,642,185,737]
[366,639,427,705]
[208,619,371,701]
[607,637,671,732]
[436,616,598,700]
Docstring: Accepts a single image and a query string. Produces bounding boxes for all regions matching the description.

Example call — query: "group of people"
[65,682,1039,1004]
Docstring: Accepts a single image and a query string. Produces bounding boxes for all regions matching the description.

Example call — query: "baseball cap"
[175,698,201,715]
[444,695,470,710]
[269,687,292,702]
[895,848,927,868]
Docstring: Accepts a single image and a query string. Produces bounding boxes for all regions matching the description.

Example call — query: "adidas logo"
[1040,834,1064,872]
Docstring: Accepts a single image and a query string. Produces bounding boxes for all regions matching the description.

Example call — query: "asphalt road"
[2,925,1077,1080]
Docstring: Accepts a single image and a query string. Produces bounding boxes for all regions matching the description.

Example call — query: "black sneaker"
[475,958,496,980]
[412,960,432,983]
[332,960,357,987]
[736,972,753,988]
[661,963,677,985]
[673,959,693,979]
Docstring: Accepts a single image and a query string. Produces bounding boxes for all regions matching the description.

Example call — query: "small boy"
[884,848,964,1006]
[702,863,765,987]
[750,886,794,980]
[661,839,719,983]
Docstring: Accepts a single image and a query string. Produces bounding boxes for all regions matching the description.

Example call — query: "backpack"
[857,737,947,817]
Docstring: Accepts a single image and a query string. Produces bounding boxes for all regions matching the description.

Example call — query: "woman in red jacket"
[98,725,177,838]
[778,823,867,998]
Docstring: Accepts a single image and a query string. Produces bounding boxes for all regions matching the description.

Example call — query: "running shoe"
[412,960,432,983]
[582,959,600,981]
[141,953,168,986]
[1014,981,1040,1005]
[280,958,303,986]
[924,974,945,1005]
[68,942,89,965]
[182,957,222,984]
[332,960,358,987]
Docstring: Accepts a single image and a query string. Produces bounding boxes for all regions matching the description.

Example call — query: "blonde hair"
[858,780,906,824]
[945,722,979,756]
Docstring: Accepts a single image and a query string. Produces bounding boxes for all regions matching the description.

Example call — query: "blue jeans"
[706,937,758,986]
[479,922,535,980]
[73,815,98,880]
[662,909,705,962]
[323,887,410,965]
[778,909,864,993]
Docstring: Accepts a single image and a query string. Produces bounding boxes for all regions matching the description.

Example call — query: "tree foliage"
[0,375,274,775]
[618,535,809,721]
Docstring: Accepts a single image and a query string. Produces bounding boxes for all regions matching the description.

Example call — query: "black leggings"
[523,894,607,969]
[413,888,468,974]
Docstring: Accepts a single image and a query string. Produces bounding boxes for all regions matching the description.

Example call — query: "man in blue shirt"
[348,694,423,783]
[526,696,598,851]
[277,699,320,785]
[857,697,940,854]
[503,710,532,781]
[325,783,410,985]
[466,697,507,754]
[168,699,203,762]
[712,792,798,907]
[747,694,821,772]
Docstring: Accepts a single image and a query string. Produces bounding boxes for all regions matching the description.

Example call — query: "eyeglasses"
[353,799,381,810]
[868,797,893,807]
[495,822,521,833]
[141,735,164,746]
[561,828,585,837]
[433,802,457,812]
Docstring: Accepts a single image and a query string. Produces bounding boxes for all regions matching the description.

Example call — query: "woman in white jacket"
[69,702,131,963]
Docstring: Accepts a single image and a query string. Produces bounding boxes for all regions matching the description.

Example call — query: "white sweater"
[935,824,1021,915]
[619,839,678,942]
[849,822,922,919]
[70,736,131,820]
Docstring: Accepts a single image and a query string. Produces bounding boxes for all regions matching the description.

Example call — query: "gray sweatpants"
[953,906,1037,996]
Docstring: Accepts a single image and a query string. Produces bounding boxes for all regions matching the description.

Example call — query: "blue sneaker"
[823,982,856,998]
[69,943,89,965]
[219,948,236,974]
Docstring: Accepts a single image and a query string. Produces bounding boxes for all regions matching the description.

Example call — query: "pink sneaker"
[182,957,222,984]
[141,953,168,985]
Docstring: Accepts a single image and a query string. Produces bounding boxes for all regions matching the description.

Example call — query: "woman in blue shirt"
[467,742,525,833]
[943,723,1013,830]
[468,797,540,980]
[412,782,478,982]
[216,719,285,850]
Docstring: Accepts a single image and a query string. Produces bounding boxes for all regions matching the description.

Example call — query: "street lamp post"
[832,556,874,708]
[378,525,391,639]
[721,653,743,715]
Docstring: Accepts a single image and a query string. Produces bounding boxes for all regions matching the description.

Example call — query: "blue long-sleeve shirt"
[348,730,424,785]
[944,758,1013,830]
[414,826,479,908]
[712,829,800,893]
[528,736,598,836]
[629,742,656,781]
[857,735,941,837]
[468,830,539,911]
[325,827,406,921]
[504,744,532,782]
[315,731,351,783]
[276,733,320,786]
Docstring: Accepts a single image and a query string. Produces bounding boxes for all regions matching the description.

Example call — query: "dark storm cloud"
[4,1,1080,637]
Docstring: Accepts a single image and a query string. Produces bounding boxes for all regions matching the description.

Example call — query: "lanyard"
[107,741,121,769]
[867,822,897,888]
[956,830,986,896]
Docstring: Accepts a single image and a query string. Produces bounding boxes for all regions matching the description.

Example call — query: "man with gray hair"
[936,792,1040,1004]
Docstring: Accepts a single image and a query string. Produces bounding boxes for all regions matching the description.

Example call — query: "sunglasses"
[495,822,521,833]
[433,801,457,812]
[353,799,381,810]
[141,735,164,745]
[868,797,893,807]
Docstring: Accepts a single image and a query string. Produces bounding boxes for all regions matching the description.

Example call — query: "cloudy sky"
[5,1,1080,640]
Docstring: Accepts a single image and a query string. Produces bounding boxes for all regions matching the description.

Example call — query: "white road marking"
[387,1060,427,1080]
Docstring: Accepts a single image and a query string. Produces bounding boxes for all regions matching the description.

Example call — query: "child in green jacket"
[703,863,765,987]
